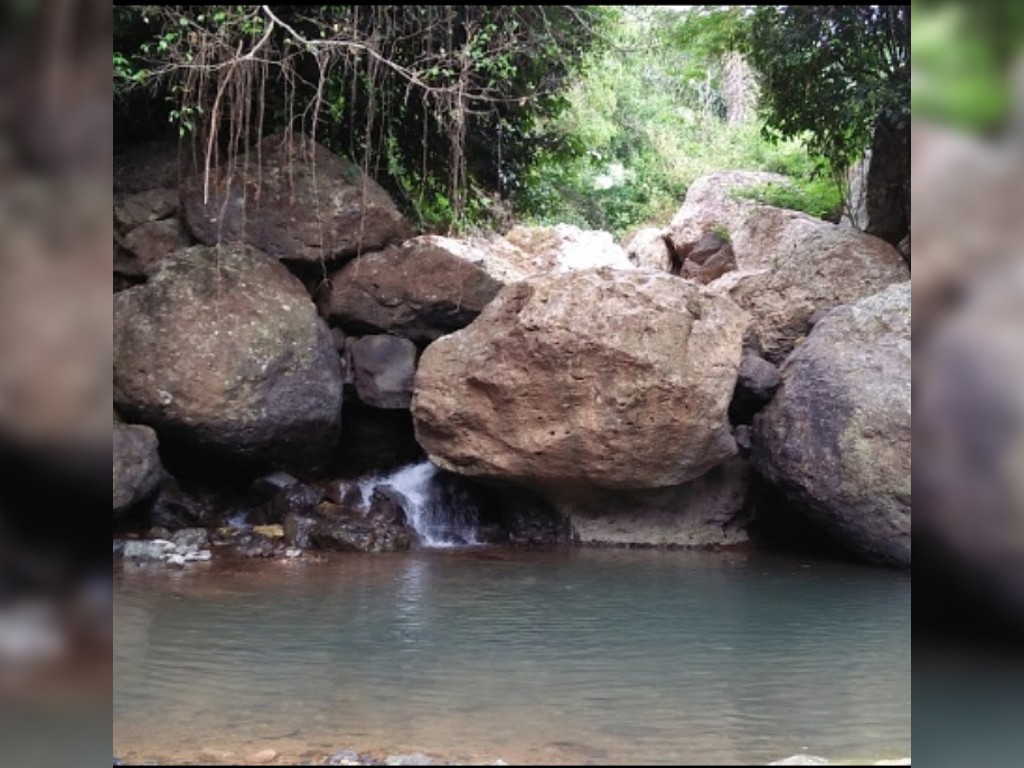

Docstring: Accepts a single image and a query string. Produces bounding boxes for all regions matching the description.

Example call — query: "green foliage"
[747,6,909,175]
[113,5,613,232]
[912,3,1020,133]
[731,177,842,220]
[711,222,731,242]
[512,6,833,238]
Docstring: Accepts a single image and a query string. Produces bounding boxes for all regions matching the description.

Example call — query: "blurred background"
[0,0,111,765]
[904,2,1024,767]
[1,0,1023,765]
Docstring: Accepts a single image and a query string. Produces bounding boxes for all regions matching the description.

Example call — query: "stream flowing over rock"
[706,206,909,363]
[113,243,343,470]
[113,423,164,515]
[412,268,749,493]
[180,132,412,264]
[751,282,911,567]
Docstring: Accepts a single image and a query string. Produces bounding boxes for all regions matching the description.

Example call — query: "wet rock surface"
[311,487,413,553]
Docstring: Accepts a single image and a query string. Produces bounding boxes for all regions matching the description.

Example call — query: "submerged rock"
[752,282,911,567]
[413,268,748,492]
[113,243,343,471]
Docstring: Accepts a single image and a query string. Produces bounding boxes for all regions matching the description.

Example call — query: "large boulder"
[113,423,164,515]
[113,244,343,470]
[350,334,418,409]
[412,268,749,493]
[751,282,911,567]
[326,237,503,343]
[181,133,412,264]
[707,207,909,363]
[666,170,792,257]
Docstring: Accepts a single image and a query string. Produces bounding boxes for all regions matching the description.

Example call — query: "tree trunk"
[865,114,910,262]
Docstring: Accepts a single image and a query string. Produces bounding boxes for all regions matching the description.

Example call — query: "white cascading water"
[351,460,480,548]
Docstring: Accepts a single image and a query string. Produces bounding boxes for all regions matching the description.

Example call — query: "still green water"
[113,548,910,765]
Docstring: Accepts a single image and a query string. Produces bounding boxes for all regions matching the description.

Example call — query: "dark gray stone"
[326,240,503,344]
[113,424,164,515]
[113,244,343,471]
[351,335,418,409]
[181,133,412,263]
[752,282,910,567]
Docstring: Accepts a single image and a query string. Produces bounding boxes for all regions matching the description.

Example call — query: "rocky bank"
[113,132,912,569]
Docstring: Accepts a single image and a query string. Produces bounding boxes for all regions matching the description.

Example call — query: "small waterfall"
[363,461,481,548]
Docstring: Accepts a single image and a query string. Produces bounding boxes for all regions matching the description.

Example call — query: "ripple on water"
[114,549,910,765]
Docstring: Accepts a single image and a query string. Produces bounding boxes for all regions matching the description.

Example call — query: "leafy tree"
[113,5,612,231]
[746,5,910,248]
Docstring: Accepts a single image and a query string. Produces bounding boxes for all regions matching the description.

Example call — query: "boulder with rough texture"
[625,228,674,272]
[751,282,911,567]
[116,218,193,277]
[113,188,179,233]
[706,207,909,363]
[326,238,503,343]
[504,224,635,272]
[565,457,750,547]
[181,133,412,264]
[412,268,749,492]
[666,170,792,257]
[113,244,343,470]
[406,234,534,284]
[113,423,164,515]
[351,334,418,409]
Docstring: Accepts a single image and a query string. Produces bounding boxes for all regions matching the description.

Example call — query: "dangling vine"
[113,5,615,230]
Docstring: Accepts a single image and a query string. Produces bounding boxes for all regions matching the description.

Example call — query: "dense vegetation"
[114,5,909,242]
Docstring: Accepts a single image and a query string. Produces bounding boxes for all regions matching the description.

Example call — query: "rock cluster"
[111,134,911,568]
